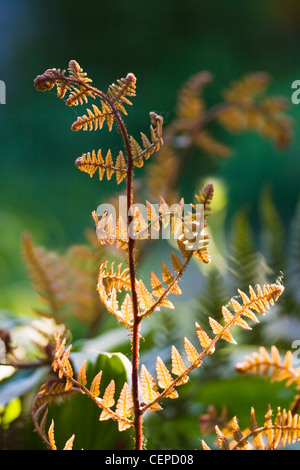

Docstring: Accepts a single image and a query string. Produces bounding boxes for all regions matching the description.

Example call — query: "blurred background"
[1,0,300,312]
[1,0,300,450]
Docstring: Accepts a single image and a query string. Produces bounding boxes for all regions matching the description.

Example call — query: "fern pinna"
[33,60,285,450]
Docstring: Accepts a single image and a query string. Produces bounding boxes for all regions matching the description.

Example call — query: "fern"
[30,60,290,451]
[145,71,291,204]
[202,405,300,450]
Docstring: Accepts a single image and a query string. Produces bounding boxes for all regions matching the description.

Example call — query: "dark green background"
[1,0,300,306]
[1,0,300,450]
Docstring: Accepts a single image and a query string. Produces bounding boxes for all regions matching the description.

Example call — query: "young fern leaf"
[177,182,214,263]
[236,345,300,386]
[139,282,284,414]
[130,112,164,168]
[99,380,115,421]
[90,371,103,398]
[72,103,114,131]
[107,73,137,113]
[75,149,127,184]
[203,405,300,450]
[48,420,57,450]
[171,346,189,385]
[97,261,134,327]
[204,283,284,347]
[140,364,162,411]
[47,419,75,451]
[65,60,94,107]
[115,382,134,431]
[136,280,155,311]
[218,72,291,149]
[156,356,178,399]
[77,360,87,389]
[184,337,202,366]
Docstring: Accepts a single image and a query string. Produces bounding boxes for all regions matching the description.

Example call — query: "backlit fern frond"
[236,345,300,386]
[92,183,213,264]
[138,283,284,413]
[71,103,114,131]
[51,335,134,432]
[130,112,164,168]
[97,261,133,327]
[22,232,105,326]
[175,71,212,121]
[65,59,95,106]
[202,405,300,450]
[107,73,137,114]
[22,232,72,319]
[177,182,214,263]
[75,149,127,183]
[218,72,292,149]
[222,72,270,104]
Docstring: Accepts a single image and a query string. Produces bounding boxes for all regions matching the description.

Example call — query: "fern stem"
[98,87,143,450]
[57,74,143,449]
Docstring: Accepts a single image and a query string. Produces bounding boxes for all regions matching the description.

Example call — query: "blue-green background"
[1,0,300,450]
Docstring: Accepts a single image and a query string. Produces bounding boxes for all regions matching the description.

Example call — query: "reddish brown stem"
[36,71,144,449]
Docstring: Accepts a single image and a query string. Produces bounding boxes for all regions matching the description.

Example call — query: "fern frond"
[130,112,163,168]
[236,345,300,386]
[175,71,212,121]
[97,261,133,327]
[171,345,189,385]
[77,360,87,389]
[205,283,284,347]
[45,418,75,450]
[222,72,270,104]
[99,261,131,292]
[177,182,214,263]
[93,211,129,248]
[68,59,93,85]
[107,73,137,114]
[75,149,127,183]
[99,380,115,420]
[218,72,292,149]
[90,370,103,398]
[51,336,133,431]
[156,356,178,399]
[140,282,284,414]
[204,405,300,450]
[34,379,79,410]
[22,232,105,326]
[140,364,162,411]
[63,434,75,450]
[136,279,155,311]
[115,382,134,431]
[65,60,95,106]
[72,103,114,131]
[48,420,57,450]
[22,232,71,318]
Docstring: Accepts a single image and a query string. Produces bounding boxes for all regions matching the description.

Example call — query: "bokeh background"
[1,0,300,311]
[1,0,300,450]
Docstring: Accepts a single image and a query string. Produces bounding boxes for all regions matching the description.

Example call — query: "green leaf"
[0,398,22,428]
[0,367,49,407]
